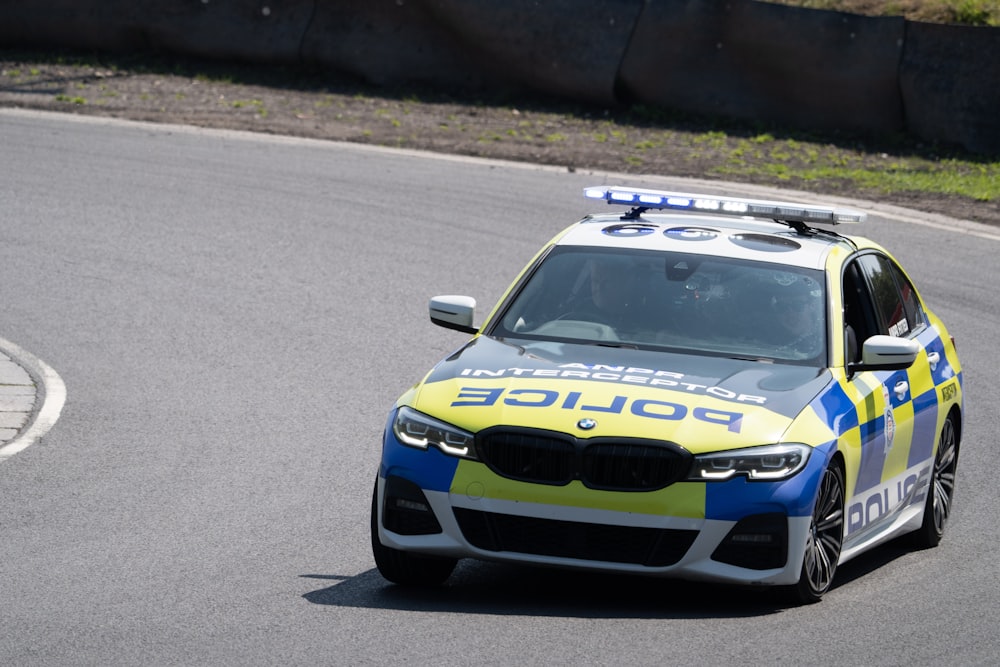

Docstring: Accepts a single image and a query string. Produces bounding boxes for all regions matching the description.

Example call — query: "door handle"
[927,351,940,371]
[893,381,909,402]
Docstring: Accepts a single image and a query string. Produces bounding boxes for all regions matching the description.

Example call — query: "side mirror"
[848,335,920,375]
[429,295,478,334]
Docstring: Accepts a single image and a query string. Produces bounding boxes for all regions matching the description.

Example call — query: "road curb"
[0,336,66,462]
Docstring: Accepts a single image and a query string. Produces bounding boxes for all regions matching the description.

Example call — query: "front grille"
[582,442,687,491]
[477,430,575,485]
[454,508,697,567]
[476,428,690,491]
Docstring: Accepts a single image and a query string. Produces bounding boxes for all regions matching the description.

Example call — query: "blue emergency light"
[584,186,866,225]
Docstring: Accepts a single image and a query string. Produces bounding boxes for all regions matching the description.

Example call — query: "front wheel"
[370,480,457,586]
[790,461,845,604]
[911,415,959,549]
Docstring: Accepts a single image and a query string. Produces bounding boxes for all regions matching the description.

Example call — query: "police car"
[372,185,963,603]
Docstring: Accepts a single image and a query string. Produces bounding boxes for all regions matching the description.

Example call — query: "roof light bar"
[584,186,866,225]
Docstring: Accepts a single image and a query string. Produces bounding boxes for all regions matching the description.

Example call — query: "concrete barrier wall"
[0,0,996,154]
[618,0,906,135]
[300,0,643,104]
[0,0,313,61]
[300,0,495,92]
[900,21,1000,154]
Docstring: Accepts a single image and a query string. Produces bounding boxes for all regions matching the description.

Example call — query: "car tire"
[910,415,959,549]
[370,480,457,586]
[789,461,845,605]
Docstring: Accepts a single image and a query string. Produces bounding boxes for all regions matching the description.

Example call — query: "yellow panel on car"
[451,459,706,518]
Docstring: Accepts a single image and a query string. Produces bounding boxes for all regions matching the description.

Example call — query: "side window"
[857,254,920,338]
[842,260,879,362]
[888,261,926,332]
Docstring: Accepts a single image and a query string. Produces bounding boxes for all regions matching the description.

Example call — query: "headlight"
[686,443,810,482]
[392,406,477,459]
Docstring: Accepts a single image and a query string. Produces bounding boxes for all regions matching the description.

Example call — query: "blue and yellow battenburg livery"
[372,186,963,604]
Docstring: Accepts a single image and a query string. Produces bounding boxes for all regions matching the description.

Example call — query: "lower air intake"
[453,507,696,567]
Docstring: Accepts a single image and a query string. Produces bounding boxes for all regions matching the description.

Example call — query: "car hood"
[403,336,832,453]
[408,336,834,453]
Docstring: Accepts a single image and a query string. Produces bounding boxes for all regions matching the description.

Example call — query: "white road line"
[0,336,66,463]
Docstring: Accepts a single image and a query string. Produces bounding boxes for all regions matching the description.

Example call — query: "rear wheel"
[370,480,457,586]
[791,461,845,604]
[911,415,959,549]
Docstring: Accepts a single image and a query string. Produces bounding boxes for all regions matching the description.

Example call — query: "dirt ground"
[2,52,998,227]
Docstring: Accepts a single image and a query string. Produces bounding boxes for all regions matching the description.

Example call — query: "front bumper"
[376,425,831,586]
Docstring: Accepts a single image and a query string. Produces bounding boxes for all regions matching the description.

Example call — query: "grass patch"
[710,135,999,201]
[766,0,1000,26]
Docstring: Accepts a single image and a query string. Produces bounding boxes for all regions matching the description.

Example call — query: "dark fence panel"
[618,0,905,135]
[0,0,311,62]
[0,0,997,154]
[302,0,642,105]
[420,0,643,105]
[900,21,1000,155]
[0,1,150,51]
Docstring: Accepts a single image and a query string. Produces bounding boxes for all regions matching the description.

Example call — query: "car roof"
[564,186,868,271]
[556,214,851,270]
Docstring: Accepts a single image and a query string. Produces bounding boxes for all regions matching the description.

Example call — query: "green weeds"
[707,134,999,201]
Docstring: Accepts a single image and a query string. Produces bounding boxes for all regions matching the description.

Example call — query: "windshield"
[490,246,827,364]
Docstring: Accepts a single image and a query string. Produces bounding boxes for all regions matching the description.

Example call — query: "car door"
[840,253,929,539]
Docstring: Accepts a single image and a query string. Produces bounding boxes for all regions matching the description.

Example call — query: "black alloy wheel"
[912,415,959,549]
[792,461,845,604]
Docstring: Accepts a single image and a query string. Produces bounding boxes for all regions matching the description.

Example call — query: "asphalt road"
[2,108,999,666]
